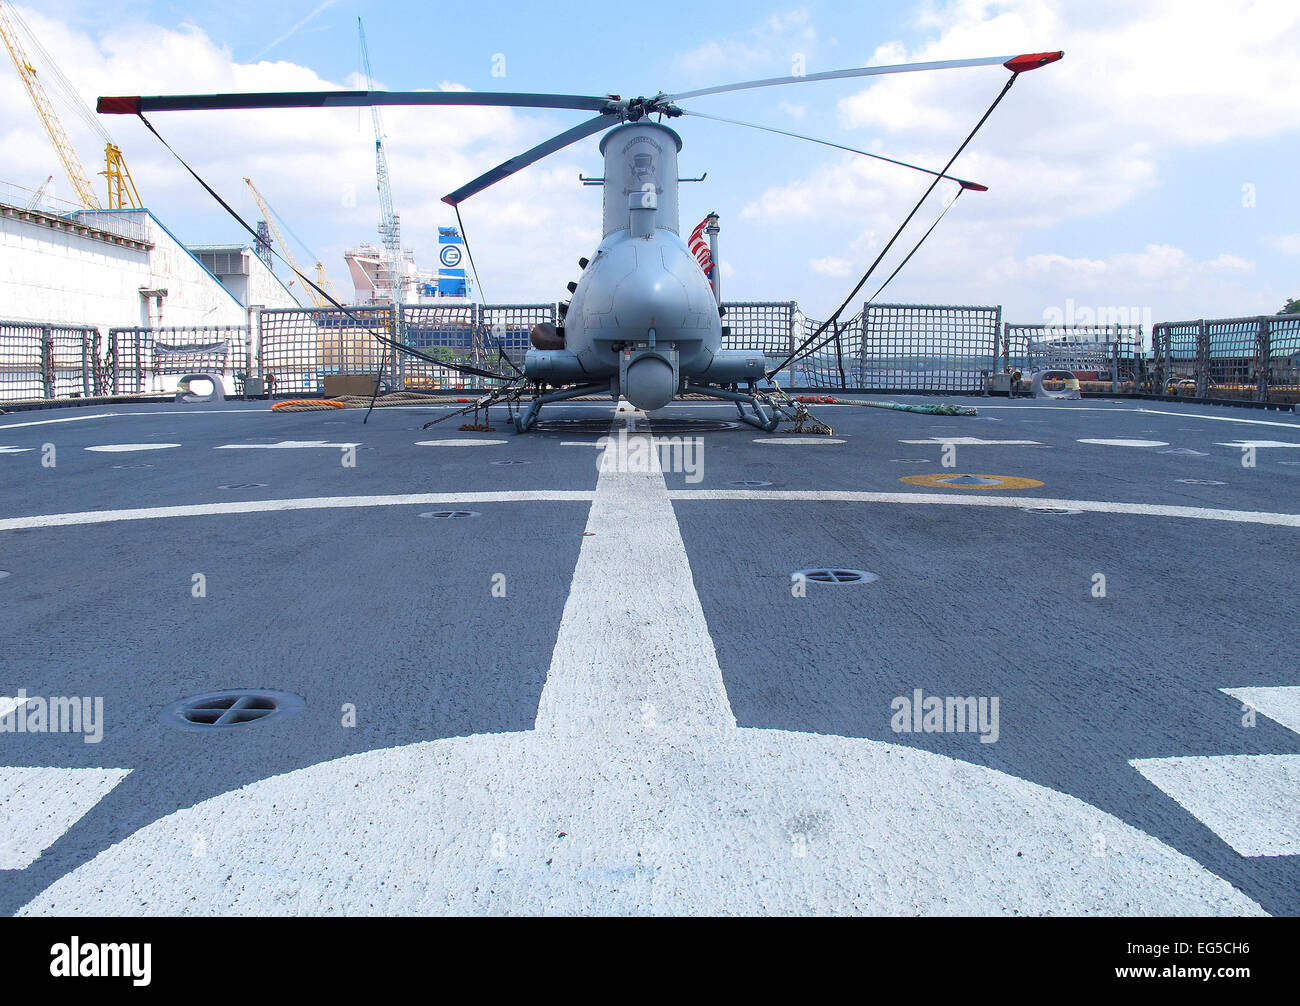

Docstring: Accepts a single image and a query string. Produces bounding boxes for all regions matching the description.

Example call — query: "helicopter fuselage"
[522,122,767,409]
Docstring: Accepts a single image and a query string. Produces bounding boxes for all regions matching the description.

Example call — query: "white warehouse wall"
[0,205,276,329]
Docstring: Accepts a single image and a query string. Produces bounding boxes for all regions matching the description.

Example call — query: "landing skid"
[682,383,780,431]
[683,383,833,435]
[513,382,609,433]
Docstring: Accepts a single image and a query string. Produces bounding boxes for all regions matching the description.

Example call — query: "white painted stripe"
[84,444,180,453]
[1077,438,1168,447]
[414,440,507,447]
[1139,408,1300,429]
[970,405,1300,429]
[214,441,358,450]
[0,410,269,430]
[753,437,846,445]
[0,413,122,430]
[0,767,131,870]
[0,491,596,532]
[899,437,1041,445]
[664,490,1300,528]
[535,414,734,734]
[0,447,32,454]
[5,489,1300,533]
[1214,440,1300,449]
[0,696,32,719]
[1130,755,1300,857]
[1221,687,1300,737]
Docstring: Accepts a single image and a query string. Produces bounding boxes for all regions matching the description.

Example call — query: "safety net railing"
[258,306,393,395]
[1152,314,1300,403]
[859,303,1001,392]
[108,326,249,396]
[1003,323,1146,392]
[7,307,1300,404]
[0,322,103,401]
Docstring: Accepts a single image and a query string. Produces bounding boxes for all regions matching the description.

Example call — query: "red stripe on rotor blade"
[1003,51,1064,73]
[97,95,141,114]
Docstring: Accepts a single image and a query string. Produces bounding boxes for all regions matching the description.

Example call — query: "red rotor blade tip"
[1003,51,1064,73]
[97,95,141,114]
[959,180,989,192]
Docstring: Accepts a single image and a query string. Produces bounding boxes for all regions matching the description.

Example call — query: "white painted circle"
[414,440,508,447]
[1076,438,1168,448]
[85,444,181,453]
[752,438,846,445]
[19,730,1264,916]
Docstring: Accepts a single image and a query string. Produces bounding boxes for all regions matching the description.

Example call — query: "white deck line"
[534,414,735,734]
[1220,687,1300,737]
[0,767,131,871]
[1130,755,1300,858]
[5,490,1300,533]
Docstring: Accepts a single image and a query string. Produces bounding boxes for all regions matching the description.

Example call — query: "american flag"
[687,215,714,277]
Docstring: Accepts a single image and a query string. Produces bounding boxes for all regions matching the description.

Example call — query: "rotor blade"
[679,109,987,190]
[442,113,615,206]
[98,90,614,114]
[663,51,1062,102]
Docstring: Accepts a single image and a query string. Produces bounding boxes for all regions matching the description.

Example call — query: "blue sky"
[6,0,1300,323]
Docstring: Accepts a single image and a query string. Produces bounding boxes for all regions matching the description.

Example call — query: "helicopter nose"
[613,250,691,332]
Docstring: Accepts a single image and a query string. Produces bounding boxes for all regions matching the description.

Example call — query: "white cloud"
[677,8,817,81]
[1266,234,1300,256]
[809,255,853,277]
[0,5,597,302]
[724,0,1297,322]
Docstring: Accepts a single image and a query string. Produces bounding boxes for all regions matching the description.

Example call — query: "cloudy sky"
[4,0,1298,324]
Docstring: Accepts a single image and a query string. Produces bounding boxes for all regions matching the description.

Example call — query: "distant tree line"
[1282,298,1300,315]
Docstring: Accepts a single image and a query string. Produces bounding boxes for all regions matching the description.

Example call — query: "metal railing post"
[39,325,53,399]
[1256,315,1269,403]
[1110,325,1119,394]
[1195,319,1209,398]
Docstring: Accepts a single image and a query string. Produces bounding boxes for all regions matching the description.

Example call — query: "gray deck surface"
[1,394,1296,915]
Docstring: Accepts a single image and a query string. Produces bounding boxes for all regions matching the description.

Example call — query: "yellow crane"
[243,177,342,307]
[0,1,141,209]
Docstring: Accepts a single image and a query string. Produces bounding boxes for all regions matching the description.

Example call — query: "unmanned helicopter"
[99,49,1062,431]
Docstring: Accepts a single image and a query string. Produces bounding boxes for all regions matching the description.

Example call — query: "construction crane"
[358,18,405,302]
[243,176,342,307]
[0,1,142,209]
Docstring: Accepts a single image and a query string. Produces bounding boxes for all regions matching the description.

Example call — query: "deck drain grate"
[491,459,530,466]
[161,689,303,731]
[1177,479,1227,486]
[420,510,480,519]
[1022,506,1083,515]
[219,483,268,489]
[793,568,879,584]
[730,480,773,487]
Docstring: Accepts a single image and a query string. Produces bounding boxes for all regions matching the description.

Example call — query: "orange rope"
[271,399,347,411]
